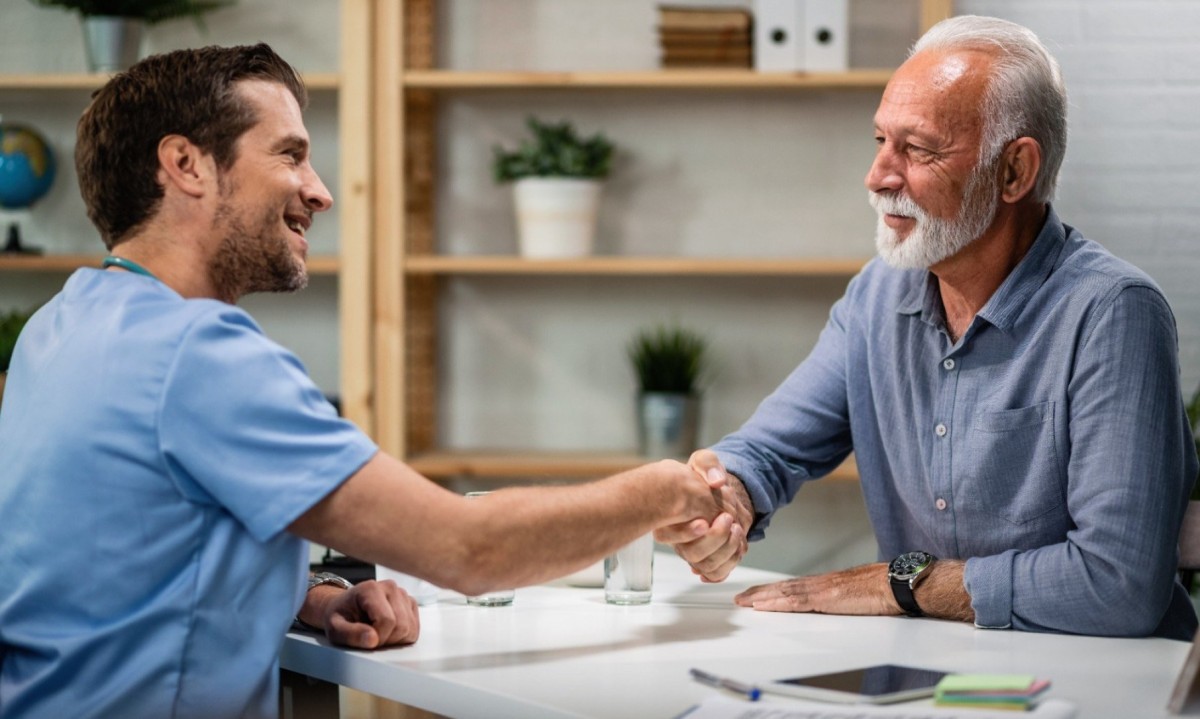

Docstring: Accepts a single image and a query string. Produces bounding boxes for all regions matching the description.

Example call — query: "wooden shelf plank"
[402,69,894,91]
[0,254,342,275]
[404,255,868,277]
[0,72,339,91]
[408,450,859,482]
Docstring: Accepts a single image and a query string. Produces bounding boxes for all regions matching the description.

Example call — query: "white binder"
[754,0,804,72]
[753,0,848,72]
[804,0,849,72]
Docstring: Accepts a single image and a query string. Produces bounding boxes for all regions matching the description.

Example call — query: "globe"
[0,123,56,211]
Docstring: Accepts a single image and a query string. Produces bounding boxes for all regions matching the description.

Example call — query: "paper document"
[676,694,1077,719]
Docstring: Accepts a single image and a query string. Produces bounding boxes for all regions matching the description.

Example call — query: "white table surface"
[281,553,1191,719]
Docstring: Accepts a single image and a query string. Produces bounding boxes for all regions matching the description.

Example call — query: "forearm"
[451,462,713,592]
[291,453,720,598]
[914,560,973,623]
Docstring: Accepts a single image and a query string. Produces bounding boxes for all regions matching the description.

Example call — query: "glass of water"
[604,532,654,605]
[463,491,515,606]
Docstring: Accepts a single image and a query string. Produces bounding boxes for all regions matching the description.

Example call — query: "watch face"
[889,551,934,581]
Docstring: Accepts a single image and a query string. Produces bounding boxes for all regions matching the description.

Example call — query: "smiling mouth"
[285,217,308,237]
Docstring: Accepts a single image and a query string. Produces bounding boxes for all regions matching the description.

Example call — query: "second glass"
[464,491,516,606]
[604,532,654,604]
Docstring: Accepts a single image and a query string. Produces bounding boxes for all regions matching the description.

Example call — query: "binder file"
[804,0,849,72]
[754,0,804,72]
[753,0,849,72]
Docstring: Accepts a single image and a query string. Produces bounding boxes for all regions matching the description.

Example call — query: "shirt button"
[936,498,948,511]
[935,423,948,437]
[943,358,956,370]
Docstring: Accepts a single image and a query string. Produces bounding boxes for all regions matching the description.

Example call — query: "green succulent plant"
[493,117,614,183]
[28,0,235,24]
[628,325,710,395]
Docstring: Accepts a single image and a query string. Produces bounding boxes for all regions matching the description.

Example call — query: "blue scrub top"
[0,269,378,719]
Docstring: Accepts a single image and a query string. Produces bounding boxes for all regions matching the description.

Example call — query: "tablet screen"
[777,664,948,697]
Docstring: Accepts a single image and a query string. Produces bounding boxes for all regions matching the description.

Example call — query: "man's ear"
[156,134,214,198]
[999,137,1042,204]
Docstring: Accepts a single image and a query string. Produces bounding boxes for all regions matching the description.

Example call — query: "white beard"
[870,162,1000,270]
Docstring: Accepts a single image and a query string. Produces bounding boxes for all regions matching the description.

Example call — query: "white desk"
[281,554,1190,718]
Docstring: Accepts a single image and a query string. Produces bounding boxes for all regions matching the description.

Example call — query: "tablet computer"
[763,664,949,704]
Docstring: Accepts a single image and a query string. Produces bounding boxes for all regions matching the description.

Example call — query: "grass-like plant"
[628,325,709,395]
[493,117,614,183]
[0,308,34,374]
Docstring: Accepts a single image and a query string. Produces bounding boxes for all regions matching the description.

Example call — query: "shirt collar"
[894,205,1067,334]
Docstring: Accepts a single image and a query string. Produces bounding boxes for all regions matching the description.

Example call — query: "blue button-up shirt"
[713,207,1198,640]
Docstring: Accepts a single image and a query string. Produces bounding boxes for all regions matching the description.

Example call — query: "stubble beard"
[870,157,1000,271]
[207,178,308,304]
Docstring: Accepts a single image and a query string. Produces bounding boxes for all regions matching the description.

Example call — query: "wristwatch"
[294,572,353,632]
[887,551,937,617]
[307,571,353,593]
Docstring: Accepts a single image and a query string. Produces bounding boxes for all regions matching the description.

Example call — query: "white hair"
[912,15,1068,204]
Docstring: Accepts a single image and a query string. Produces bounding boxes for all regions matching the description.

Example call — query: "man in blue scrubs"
[660,15,1199,641]
[0,45,729,719]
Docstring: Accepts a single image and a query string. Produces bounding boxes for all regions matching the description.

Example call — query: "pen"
[689,667,762,701]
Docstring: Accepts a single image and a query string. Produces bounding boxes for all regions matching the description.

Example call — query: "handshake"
[653,449,755,583]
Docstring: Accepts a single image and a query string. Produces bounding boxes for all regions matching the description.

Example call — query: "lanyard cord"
[101,256,158,281]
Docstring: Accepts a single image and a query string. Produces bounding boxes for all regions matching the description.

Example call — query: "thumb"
[688,449,727,489]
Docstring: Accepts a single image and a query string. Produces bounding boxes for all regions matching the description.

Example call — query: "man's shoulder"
[1056,223,1161,293]
[60,269,270,357]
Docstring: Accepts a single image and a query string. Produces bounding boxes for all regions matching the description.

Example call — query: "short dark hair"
[75,43,308,249]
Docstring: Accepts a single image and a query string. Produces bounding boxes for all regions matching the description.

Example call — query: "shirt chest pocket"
[958,401,1065,525]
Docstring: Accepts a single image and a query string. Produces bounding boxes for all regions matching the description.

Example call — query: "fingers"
[688,449,727,489]
[734,580,802,611]
[669,512,746,583]
[653,517,711,544]
[324,580,421,650]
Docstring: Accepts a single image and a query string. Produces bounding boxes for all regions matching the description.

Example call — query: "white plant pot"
[512,177,602,259]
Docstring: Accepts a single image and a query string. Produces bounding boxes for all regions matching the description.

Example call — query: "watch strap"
[890,575,923,617]
[294,572,353,631]
[307,571,353,592]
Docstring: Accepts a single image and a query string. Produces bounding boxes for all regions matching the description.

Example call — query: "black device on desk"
[763,664,949,704]
[310,548,375,584]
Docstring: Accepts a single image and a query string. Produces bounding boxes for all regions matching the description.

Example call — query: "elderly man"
[0,44,727,719]
[659,15,1198,641]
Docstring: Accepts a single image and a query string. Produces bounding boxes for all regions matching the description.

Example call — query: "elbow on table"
[1054,589,1171,639]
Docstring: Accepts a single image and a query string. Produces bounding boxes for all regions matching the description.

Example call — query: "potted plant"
[0,308,35,409]
[493,116,614,259]
[628,324,710,459]
[28,0,236,72]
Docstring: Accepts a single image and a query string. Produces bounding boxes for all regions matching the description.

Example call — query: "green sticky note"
[936,674,1037,698]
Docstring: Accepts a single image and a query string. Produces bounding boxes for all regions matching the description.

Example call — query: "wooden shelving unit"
[402,256,869,277]
[401,69,895,91]
[373,0,954,481]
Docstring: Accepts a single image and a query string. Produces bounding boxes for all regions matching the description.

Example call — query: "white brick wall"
[959,0,1200,394]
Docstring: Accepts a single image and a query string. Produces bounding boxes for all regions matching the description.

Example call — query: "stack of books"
[935,674,1052,711]
[657,5,753,68]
